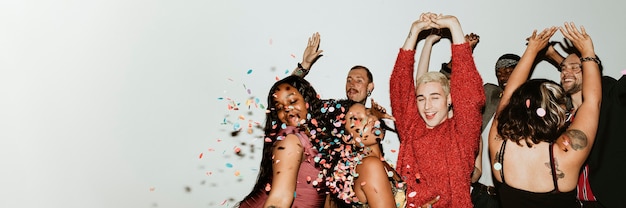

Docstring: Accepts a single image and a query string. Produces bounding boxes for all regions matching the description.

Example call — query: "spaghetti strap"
[549,143,561,193]
[497,140,507,183]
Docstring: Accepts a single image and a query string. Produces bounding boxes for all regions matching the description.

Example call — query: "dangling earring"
[367,90,372,97]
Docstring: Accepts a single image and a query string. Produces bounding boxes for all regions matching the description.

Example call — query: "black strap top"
[495,140,578,208]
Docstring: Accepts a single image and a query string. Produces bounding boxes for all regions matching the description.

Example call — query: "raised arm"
[292,32,324,77]
[496,27,558,115]
[390,13,437,135]
[401,13,437,50]
[416,32,442,80]
[558,22,601,162]
[430,14,465,45]
[263,134,304,207]
[544,42,565,69]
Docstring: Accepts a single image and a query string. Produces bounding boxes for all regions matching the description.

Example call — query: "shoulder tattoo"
[565,129,588,151]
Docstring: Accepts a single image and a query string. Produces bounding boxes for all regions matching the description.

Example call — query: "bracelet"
[580,56,601,65]
[294,63,309,76]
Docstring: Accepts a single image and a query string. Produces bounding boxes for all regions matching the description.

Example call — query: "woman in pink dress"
[237,75,349,208]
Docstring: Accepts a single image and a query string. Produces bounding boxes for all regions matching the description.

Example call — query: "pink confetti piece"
[290,54,296,58]
[198,152,203,159]
[149,187,155,192]
[206,171,213,176]
[526,99,531,108]
[408,191,417,198]
[275,76,280,81]
[265,137,272,142]
[390,149,397,153]
[220,200,227,205]
[269,38,273,45]
[536,108,546,117]
[217,139,222,142]
[234,146,241,153]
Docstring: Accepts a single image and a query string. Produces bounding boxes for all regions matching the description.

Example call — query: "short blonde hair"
[415,72,451,96]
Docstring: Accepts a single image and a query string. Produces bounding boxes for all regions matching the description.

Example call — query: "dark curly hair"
[241,75,351,202]
[497,79,568,147]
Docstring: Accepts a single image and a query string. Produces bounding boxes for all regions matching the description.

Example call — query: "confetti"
[526,99,531,108]
[290,54,296,58]
[149,187,155,192]
[265,183,271,191]
[247,69,253,74]
[536,108,546,117]
[408,191,417,198]
[494,162,502,170]
[390,149,397,153]
[265,137,272,142]
[234,146,241,153]
[226,163,233,168]
[220,200,227,205]
[269,38,273,45]
[285,69,290,74]
[234,170,240,176]
[622,69,626,75]
[198,152,203,159]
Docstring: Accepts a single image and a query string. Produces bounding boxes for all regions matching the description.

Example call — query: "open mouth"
[424,112,436,120]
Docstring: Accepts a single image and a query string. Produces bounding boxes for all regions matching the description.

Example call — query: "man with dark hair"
[292,33,374,105]
[546,42,626,208]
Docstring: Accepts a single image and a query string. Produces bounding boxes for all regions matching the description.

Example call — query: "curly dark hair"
[497,79,568,147]
[241,75,352,202]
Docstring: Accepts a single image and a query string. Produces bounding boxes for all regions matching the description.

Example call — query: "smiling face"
[560,54,583,95]
[272,83,308,127]
[416,81,451,129]
[344,104,384,147]
[345,67,374,104]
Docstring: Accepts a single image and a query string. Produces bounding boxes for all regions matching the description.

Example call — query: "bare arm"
[496,27,558,116]
[263,134,304,207]
[292,32,323,77]
[401,13,437,51]
[416,33,442,80]
[557,22,601,162]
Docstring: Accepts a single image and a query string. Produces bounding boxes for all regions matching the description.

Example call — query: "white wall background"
[1,0,624,207]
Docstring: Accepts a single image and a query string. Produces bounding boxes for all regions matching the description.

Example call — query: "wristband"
[580,56,601,65]
[294,63,309,76]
